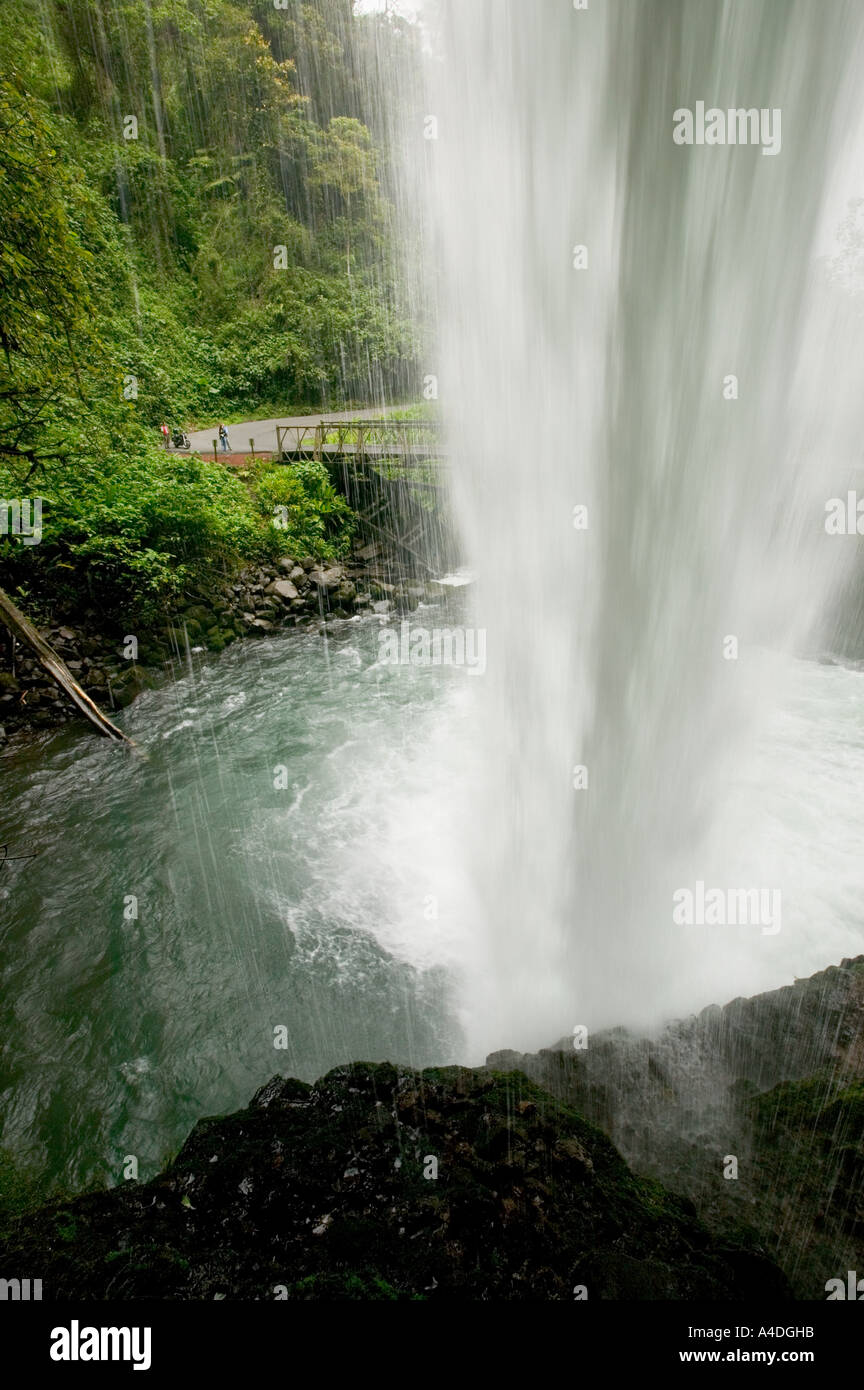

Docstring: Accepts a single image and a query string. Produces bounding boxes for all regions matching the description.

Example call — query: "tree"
[306,116,383,275]
[0,75,95,477]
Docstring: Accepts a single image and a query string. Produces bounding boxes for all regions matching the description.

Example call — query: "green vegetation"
[751,1071,864,1176]
[0,0,421,625]
[251,456,355,560]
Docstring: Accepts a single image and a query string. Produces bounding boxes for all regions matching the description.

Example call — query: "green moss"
[822,1080,864,1131]
[751,1072,864,1141]
[55,1217,78,1243]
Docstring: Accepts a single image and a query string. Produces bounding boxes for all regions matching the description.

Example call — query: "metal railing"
[276,418,442,462]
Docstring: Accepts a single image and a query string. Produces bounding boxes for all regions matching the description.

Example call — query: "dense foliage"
[0,0,420,623]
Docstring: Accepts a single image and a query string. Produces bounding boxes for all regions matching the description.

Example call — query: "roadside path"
[186,406,410,457]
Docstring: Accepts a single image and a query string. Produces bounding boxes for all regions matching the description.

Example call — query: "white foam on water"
[401,0,864,1052]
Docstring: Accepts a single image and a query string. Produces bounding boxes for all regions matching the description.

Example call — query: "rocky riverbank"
[0,1062,789,1301]
[0,543,446,743]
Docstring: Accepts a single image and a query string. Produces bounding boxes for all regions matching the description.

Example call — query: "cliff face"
[0,1064,788,1301]
[488,957,864,1298]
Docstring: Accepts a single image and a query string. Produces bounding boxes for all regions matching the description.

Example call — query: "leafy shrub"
[252,458,355,560]
[0,437,268,622]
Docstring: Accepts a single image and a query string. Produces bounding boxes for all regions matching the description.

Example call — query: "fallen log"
[0,585,133,745]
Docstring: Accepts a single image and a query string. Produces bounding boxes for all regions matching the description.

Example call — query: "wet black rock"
[488,958,864,1297]
[0,1063,789,1302]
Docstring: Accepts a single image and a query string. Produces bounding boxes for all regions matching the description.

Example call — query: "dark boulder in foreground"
[489,957,864,1298]
[0,1064,788,1301]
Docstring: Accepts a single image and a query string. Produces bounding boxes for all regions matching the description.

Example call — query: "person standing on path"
[219,423,229,453]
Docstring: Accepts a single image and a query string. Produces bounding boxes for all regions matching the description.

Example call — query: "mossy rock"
[0,1063,791,1301]
[182,605,215,627]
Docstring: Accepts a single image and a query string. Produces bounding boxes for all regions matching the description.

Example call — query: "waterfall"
[412,0,864,1052]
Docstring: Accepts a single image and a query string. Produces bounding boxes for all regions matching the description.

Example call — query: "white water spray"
[414,0,864,1053]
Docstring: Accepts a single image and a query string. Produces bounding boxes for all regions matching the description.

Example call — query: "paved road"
[187,406,408,456]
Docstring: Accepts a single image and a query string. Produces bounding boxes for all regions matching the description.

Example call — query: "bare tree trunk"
[0,585,133,745]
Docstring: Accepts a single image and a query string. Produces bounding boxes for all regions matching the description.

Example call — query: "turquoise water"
[2,609,864,1201]
[0,610,469,1196]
